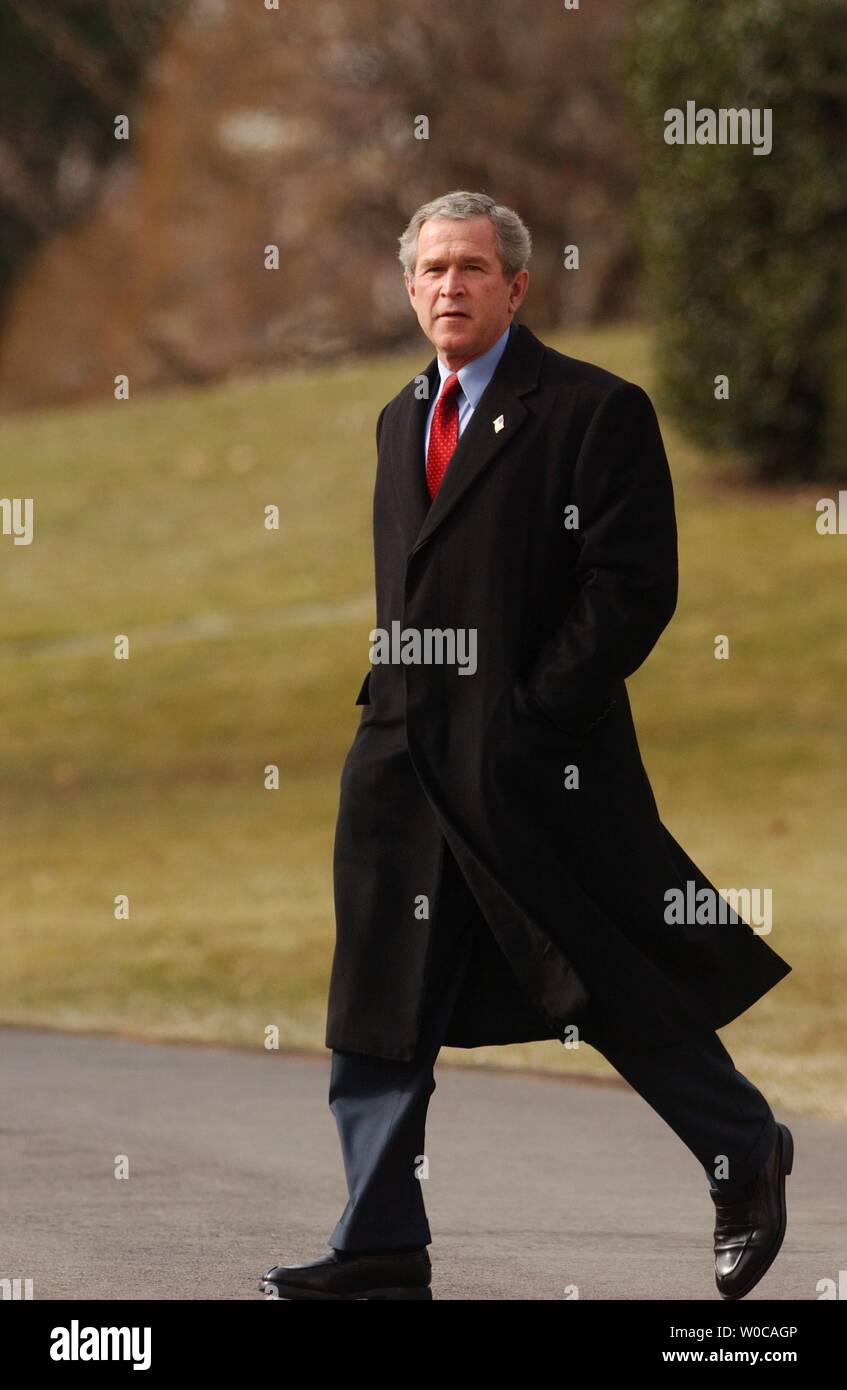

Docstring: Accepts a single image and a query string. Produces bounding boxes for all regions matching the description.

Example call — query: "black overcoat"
[325,321,791,1060]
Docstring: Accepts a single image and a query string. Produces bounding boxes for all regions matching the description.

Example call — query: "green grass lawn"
[1,323,844,1120]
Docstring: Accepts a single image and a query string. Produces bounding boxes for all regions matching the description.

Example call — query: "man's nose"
[440,268,465,295]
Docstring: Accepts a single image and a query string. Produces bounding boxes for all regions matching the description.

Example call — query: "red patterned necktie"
[426,372,462,501]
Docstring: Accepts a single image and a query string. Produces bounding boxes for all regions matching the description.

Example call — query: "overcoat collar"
[390,320,546,558]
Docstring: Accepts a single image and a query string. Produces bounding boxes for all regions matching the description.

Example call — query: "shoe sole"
[717,1122,793,1301]
[258,1279,432,1300]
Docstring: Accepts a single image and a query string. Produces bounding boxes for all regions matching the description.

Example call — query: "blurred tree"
[0,0,180,312]
[629,0,847,481]
[0,0,645,409]
[822,279,847,483]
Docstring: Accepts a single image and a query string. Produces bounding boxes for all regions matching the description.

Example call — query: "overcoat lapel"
[389,322,543,556]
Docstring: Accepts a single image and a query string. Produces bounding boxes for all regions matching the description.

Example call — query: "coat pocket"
[354,671,372,706]
[513,682,617,741]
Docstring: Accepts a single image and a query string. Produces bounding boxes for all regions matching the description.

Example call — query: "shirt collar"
[435,323,512,408]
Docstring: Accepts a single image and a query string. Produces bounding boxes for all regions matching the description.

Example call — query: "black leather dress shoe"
[259,1247,432,1300]
[709,1122,793,1300]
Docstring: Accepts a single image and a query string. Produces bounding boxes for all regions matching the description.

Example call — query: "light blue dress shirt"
[424,322,513,465]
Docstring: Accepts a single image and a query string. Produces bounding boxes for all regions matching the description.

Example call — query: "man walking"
[260,191,793,1301]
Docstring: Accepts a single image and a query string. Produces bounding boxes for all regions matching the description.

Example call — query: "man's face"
[405,216,529,370]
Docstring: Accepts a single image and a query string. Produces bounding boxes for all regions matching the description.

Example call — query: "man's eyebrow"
[419,254,492,268]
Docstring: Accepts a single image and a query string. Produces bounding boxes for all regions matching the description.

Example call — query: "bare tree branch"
[5,0,125,111]
[0,136,54,232]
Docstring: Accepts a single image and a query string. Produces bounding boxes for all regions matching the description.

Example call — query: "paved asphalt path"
[1,1026,842,1301]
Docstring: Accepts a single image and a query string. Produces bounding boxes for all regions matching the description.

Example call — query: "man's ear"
[509,268,529,313]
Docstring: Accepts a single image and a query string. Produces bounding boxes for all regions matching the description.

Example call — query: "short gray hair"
[398,190,532,281]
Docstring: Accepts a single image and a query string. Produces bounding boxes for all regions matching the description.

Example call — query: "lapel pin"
[494,414,505,433]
